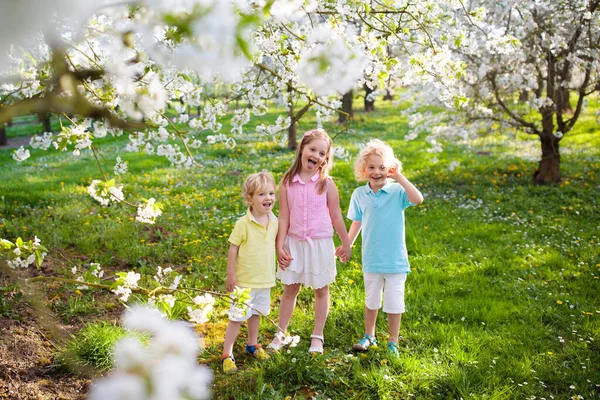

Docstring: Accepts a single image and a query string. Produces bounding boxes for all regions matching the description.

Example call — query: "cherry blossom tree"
[408,0,600,183]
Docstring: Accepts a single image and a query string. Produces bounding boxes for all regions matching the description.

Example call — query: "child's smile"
[364,154,390,192]
[249,185,276,216]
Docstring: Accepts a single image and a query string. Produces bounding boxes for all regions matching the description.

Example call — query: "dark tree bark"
[287,85,297,150]
[287,120,297,150]
[519,90,528,102]
[38,112,52,133]
[383,89,394,101]
[0,125,6,146]
[534,107,561,183]
[338,90,353,124]
[558,87,572,113]
[364,84,375,112]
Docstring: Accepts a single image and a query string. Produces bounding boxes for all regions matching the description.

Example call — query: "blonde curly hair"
[353,139,401,181]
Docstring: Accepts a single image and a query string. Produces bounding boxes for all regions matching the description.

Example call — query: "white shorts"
[277,236,336,289]
[228,287,271,322]
[364,272,407,314]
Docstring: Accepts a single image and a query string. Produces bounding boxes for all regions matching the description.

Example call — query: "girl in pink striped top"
[268,129,351,354]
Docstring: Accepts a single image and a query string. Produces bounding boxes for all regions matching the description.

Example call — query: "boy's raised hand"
[388,158,403,181]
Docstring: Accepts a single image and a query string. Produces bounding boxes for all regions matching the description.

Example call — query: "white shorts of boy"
[364,272,407,314]
[228,287,271,322]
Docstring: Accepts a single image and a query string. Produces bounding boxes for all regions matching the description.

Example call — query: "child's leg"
[387,313,402,343]
[365,307,379,338]
[364,272,384,338]
[382,273,407,345]
[246,315,260,346]
[311,285,330,347]
[271,283,301,345]
[223,320,242,357]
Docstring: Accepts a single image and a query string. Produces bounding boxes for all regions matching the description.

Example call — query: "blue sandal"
[352,334,378,351]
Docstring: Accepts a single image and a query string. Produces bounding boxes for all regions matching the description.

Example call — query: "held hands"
[226,273,237,292]
[335,244,352,263]
[388,158,404,181]
[278,245,293,270]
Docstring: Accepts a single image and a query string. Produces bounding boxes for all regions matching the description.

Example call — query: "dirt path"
[0,308,89,400]
[0,136,32,149]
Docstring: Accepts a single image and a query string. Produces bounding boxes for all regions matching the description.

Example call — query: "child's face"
[248,184,276,215]
[300,138,328,174]
[364,154,390,190]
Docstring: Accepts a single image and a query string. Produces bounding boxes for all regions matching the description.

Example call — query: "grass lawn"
[0,100,599,399]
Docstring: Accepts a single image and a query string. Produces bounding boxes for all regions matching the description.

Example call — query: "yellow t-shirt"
[228,209,278,288]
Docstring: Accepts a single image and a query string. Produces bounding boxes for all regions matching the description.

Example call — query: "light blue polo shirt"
[347,181,415,274]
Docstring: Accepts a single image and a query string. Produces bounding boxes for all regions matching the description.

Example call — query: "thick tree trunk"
[0,125,6,146]
[364,84,375,112]
[338,91,353,124]
[534,108,561,183]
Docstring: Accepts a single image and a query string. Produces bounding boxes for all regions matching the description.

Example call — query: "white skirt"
[277,236,336,289]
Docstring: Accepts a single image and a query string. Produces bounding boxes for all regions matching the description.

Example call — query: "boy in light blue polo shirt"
[339,139,423,355]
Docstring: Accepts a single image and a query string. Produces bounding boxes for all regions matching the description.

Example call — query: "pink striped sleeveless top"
[286,173,334,241]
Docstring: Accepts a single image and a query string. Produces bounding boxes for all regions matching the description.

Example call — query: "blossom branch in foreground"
[88,305,212,400]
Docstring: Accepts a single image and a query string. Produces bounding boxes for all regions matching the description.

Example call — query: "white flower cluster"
[206,133,236,149]
[295,24,367,97]
[1,236,47,269]
[187,294,216,325]
[113,157,128,175]
[12,147,30,163]
[226,287,252,320]
[87,179,125,206]
[52,120,94,157]
[135,198,163,224]
[29,132,53,150]
[89,306,212,400]
[282,334,301,348]
[332,145,349,161]
[112,271,141,302]
[255,116,291,141]
[71,262,105,290]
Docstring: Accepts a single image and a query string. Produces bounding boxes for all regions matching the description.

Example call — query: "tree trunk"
[558,87,572,113]
[0,125,6,146]
[287,122,297,150]
[338,91,353,124]
[287,85,297,150]
[534,108,561,183]
[38,112,52,133]
[383,89,393,101]
[364,84,375,112]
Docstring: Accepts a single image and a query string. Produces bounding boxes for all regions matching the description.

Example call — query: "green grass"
[1,100,599,399]
[56,322,128,373]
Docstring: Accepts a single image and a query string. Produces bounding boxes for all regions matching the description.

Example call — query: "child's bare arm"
[389,161,424,205]
[276,182,293,268]
[327,180,351,262]
[347,220,362,246]
[226,244,239,292]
